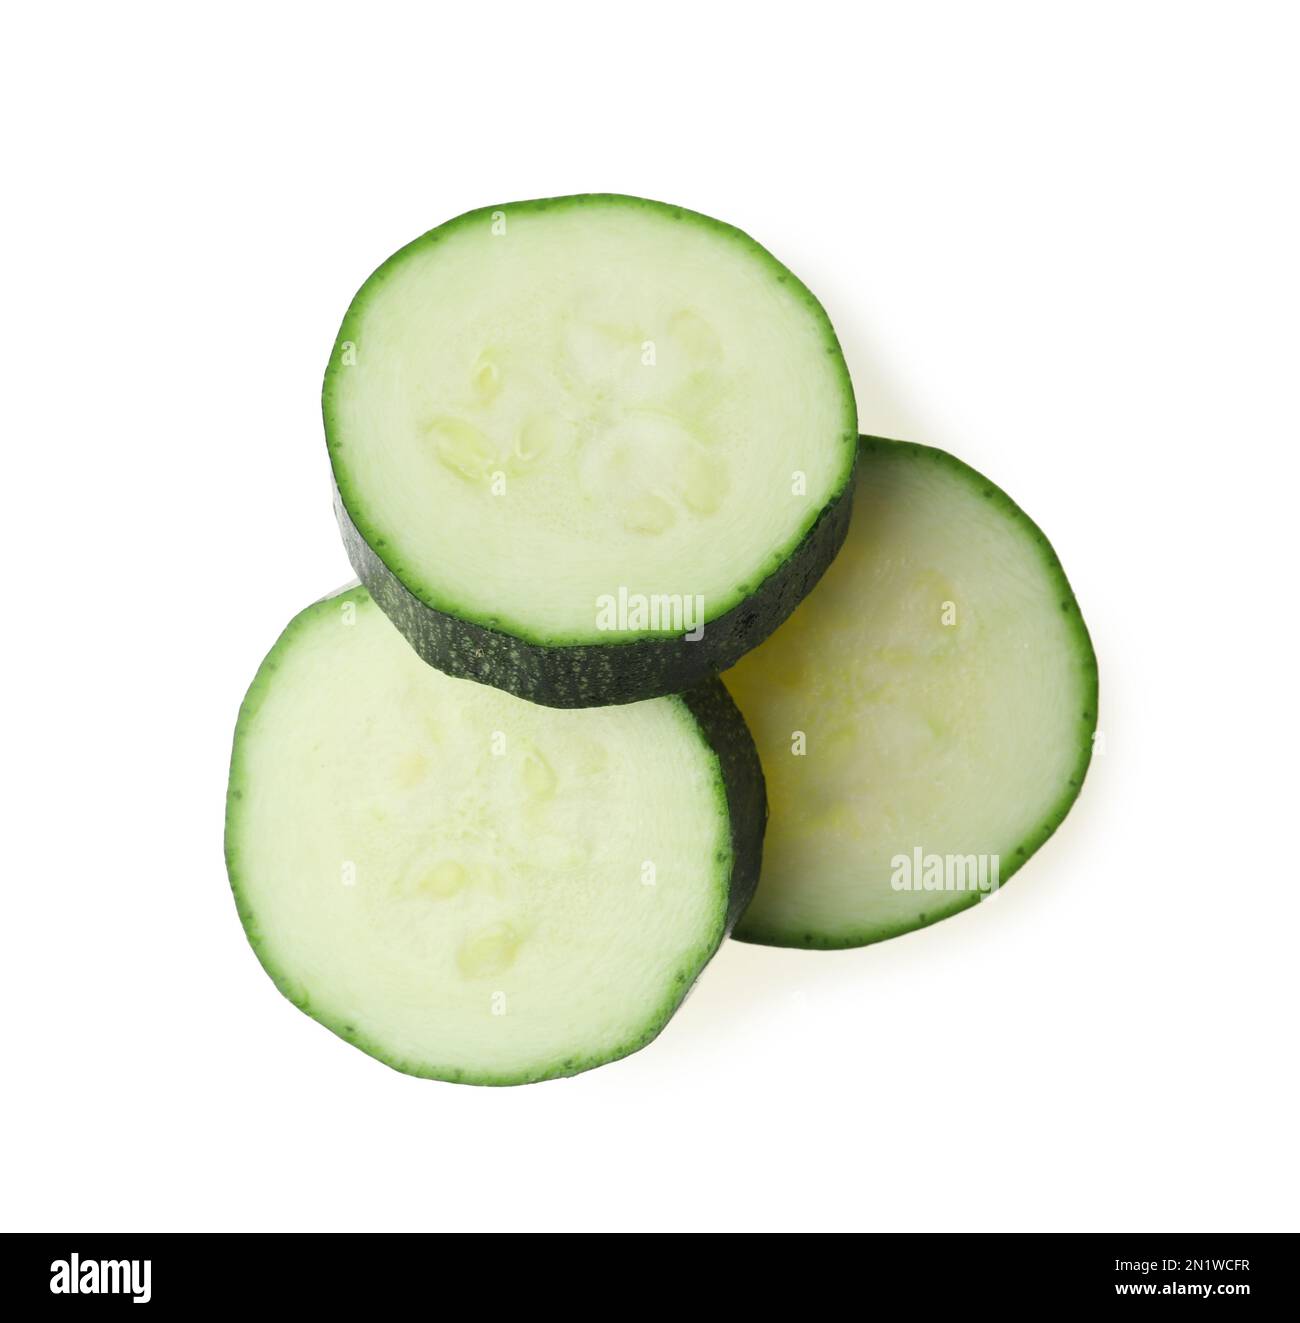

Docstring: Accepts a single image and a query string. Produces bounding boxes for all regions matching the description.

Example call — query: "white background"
[3,1,1296,1233]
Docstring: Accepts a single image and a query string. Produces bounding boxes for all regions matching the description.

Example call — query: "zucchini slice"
[725,437,1097,949]
[324,194,857,707]
[224,587,764,1084]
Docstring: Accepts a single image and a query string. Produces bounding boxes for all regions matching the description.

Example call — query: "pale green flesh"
[326,197,855,643]
[227,589,732,1083]
[725,442,1095,948]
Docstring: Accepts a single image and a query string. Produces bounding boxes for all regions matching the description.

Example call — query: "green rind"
[336,476,853,708]
[732,435,1099,951]
[323,193,857,706]
[678,679,768,935]
[224,586,767,1085]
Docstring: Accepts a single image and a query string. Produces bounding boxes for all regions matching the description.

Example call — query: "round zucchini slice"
[324,194,857,707]
[225,587,764,1084]
[725,437,1097,949]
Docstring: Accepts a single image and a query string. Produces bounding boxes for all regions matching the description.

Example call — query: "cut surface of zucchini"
[225,587,765,1083]
[725,437,1097,949]
[324,194,856,705]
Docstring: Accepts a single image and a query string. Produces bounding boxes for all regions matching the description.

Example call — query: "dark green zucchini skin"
[335,476,855,708]
[679,678,768,935]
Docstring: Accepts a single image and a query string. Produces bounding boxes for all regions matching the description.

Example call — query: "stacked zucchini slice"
[225,196,1096,1083]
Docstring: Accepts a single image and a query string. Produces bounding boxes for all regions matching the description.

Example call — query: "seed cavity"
[457,923,520,978]
[622,492,677,535]
[678,449,728,516]
[419,859,468,899]
[472,352,502,404]
[398,848,475,901]
[394,752,429,788]
[430,417,495,482]
[510,414,569,472]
